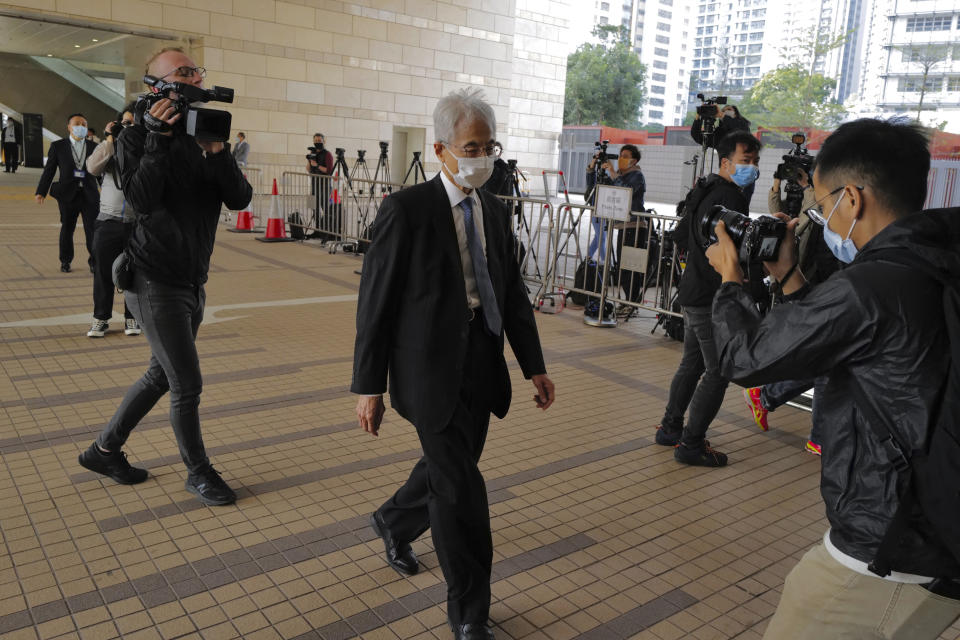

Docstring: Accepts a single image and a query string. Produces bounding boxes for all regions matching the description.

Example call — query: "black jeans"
[97,271,210,474]
[92,219,134,321]
[378,316,496,626]
[761,377,825,444]
[58,193,97,268]
[661,305,730,447]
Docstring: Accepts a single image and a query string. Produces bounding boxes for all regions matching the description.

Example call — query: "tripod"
[695,116,717,180]
[371,142,392,198]
[403,151,427,185]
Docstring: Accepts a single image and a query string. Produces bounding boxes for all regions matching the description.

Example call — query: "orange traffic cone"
[256,179,295,243]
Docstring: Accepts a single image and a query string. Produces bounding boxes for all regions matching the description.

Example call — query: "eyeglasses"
[160,66,206,80]
[805,185,863,225]
[443,141,498,158]
[120,120,133,127]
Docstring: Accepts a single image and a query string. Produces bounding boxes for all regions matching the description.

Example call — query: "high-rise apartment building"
[851,0,960,128]
[572,0,694,126]
[690,0,773,96]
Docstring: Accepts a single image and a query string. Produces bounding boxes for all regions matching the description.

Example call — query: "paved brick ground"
[1,171,958,640]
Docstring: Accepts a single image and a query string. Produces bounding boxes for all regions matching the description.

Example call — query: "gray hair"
[433,87,496,143]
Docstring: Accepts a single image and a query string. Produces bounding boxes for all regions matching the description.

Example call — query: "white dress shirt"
[439,170,487,310]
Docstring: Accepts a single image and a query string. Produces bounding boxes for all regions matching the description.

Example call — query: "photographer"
[307,133,334,234]
[692,104,754,206]
[83,103,140,339]
[654,130,761,467]
[77,47,252,507]
[706,119,960,638]
[584,144,646,262]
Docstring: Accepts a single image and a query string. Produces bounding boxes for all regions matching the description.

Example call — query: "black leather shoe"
[60,262,71,273]
[370,511,418,576]
[452,623,495,640]
[185,466,237,506]
[78,443,148,484]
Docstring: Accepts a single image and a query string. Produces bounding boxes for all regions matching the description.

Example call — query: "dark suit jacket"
[352,174,547,432]
[2,122,22,145]
[36,138,100,204]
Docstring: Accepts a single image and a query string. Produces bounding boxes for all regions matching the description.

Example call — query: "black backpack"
[851,248,960,577]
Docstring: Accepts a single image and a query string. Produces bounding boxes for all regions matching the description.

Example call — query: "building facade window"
[652,73,667,81]
[905,16,952,32]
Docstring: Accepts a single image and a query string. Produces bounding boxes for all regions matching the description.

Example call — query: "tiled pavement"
[2,174,958,640]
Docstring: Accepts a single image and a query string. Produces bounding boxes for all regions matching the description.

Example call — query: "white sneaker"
[124,318,142,336]
[87,319,108,338]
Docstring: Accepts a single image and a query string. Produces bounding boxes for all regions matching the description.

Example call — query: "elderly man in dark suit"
[35,113,100,273]
[352,88,555,640]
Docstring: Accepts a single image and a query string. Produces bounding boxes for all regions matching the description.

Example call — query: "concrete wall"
[0,0,570,174]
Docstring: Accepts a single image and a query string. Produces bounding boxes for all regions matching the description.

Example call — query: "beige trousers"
[763,543,960,640]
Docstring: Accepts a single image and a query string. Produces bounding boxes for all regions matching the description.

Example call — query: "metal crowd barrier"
[339,176,408,253]
[278,171,342,247]
[496,196,556,306]
[551,203,684,325]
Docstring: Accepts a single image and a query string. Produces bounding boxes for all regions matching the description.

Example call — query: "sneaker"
[805,440,822,456]
[86,319,108,338]
[124,318,142,336]
[185,466,237,506]
[674,441,728,467]
[742,387,769,432]
[78,443,148,484]
[655,424,682,446]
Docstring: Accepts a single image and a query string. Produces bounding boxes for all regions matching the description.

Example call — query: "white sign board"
[594,184,632,222]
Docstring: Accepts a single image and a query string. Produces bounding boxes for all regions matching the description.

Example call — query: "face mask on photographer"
[730,164,759,187]
[441,145,495,190]
[822,190,859,263]
[618,157,636,173]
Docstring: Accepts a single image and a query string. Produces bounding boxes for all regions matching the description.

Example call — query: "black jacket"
[116,125,251,286]
[712,208,960,577]
[691,114,751,148]
[675,174,747,307]
[351,175,546,432]
[35,137,100,204]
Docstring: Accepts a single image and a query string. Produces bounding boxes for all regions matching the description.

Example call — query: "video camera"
[593,139,617,162]
[306,144,325,162]
[774,132,815,217]
[695,93,727,119]
[696,205,787,265]
[134,75,234,142]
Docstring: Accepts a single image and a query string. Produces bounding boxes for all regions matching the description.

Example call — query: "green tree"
[563,26,647,128]
[739,64,847,137]
[894,44,951,121]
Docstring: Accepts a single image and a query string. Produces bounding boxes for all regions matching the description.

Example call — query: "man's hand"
[199,140,224,154]
[147,98,181,136]
[705,220,744,284]
[308,159,318,168]
[761,213,800,282]
[35,194,44,205]
[531,374,555,410]
[356,395,386,437]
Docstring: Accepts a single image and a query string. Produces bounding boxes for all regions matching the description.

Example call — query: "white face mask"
[443,150,494,190]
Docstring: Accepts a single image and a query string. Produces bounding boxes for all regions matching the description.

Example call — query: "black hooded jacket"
[116,125,252,286]
[712,208,960,577]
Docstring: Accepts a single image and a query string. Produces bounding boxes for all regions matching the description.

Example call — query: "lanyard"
[71,139,85,170]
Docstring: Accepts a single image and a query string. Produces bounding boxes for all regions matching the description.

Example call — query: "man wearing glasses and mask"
[77,48,251,508]
[706,118,960,638]
[352,87,555,640]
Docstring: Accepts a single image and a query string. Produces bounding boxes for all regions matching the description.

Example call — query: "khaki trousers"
[763,543,960,640]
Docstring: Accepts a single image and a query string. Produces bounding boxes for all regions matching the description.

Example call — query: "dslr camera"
[593,139,617,162]
[134,75,234,142]
[774,133,814,217]
[696,205,787,265]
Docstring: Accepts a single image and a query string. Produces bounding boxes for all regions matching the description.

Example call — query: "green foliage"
[739,64,847,139]
[893,44,952,120]
[563,26,647,129]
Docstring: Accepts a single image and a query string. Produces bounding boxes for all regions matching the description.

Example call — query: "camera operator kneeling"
[706,118,960,639]
[77,47,252,506]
